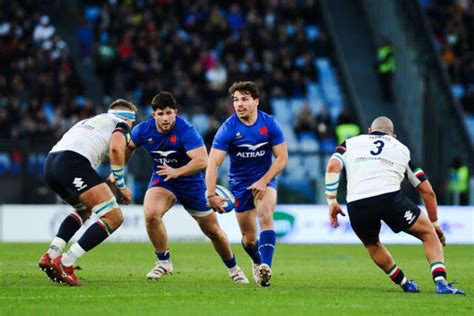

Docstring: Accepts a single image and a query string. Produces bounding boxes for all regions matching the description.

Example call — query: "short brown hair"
[151,91,177,111]
[228,81,259,99]
[108,99,138,113]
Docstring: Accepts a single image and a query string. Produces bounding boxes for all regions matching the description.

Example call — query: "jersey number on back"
[370,140,385,156]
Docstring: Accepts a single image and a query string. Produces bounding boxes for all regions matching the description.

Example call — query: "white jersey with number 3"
[338,134,411,202]
[50,113,124,169]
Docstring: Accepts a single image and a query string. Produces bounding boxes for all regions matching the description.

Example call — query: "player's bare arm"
[416,180,446,246]
[109,132,132,204]
[248,142,288,200]
[325,156,346,228]
[157,146,208,181]
[206,148,228,213]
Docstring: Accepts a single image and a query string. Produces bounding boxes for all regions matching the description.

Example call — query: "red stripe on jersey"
[336,146,346,152]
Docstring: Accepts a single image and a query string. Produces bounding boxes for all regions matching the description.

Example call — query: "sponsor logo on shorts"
[73,177,87,191]
[404,210,415,224]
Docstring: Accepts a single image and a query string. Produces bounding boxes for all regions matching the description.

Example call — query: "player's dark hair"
[151,91,177,111]
[108,99,137,113]
[229,81,259,99]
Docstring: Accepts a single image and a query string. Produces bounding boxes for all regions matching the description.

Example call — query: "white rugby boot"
[229,265,249,284]
[146,261,173,280]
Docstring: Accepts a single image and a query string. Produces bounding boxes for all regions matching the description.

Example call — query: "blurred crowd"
[0,1,89,141]
[422,0,474,114]
[1,0,338,147]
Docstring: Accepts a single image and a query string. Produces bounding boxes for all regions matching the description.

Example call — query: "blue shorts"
[229,179,277,212]
[148,174,211,216]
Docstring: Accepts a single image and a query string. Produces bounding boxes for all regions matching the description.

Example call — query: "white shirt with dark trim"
[50,113,129,169]
[332,132,427,202]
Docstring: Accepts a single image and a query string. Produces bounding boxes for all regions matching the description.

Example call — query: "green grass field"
[0,243,472,315]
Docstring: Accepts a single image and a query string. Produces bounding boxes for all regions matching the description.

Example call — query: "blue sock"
[259,230,276,267]
[223,255,236,269]
[242,240,261,264]
[57,212,82,242]
[155,250,170,261]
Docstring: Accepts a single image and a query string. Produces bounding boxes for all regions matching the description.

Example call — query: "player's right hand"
[329,204,346,228]
[207,195,228,214]
[434,225,446,246]
[118,187,132,205]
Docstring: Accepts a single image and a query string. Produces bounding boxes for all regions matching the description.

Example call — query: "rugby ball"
[215,185,235,213]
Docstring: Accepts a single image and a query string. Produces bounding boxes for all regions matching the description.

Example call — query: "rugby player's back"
[51,113,125,169]
[341,132,410,202]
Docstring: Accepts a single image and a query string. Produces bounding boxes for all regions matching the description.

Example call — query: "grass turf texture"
[0,243,472,315]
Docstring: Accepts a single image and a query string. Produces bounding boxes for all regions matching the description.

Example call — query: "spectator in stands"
[33,15,55,44]
[295,103,316,140]
[448,156,469,205]
[76,17,94,64]
[335,108,360,144]
[95,37,119,97]
[377,37,396,103]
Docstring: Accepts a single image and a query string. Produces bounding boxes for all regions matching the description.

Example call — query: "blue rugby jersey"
[212,110,285,184]
[131,116,205,183]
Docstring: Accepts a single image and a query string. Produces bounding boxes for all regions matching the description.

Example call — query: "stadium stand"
[1,0,471,204]
[422,0,474,143]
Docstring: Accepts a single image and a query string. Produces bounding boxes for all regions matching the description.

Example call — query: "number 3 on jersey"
[370,140,385,155]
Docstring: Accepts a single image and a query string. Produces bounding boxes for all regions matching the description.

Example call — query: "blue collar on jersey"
[108,110,136,121]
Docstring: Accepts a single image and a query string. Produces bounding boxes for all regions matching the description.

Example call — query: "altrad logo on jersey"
[151,150,178,164]
[236,142,268,158]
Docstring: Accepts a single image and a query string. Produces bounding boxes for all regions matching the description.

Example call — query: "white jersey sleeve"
[339,133,411,202]
[50,113,127,169]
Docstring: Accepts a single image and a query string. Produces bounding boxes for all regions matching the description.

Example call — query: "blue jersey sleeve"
[182,126,205,152]
[131,124,144,147]
[212,123,232,152]
[270,117,285,146]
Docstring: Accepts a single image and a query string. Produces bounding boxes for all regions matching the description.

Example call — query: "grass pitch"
[0,243,472,315]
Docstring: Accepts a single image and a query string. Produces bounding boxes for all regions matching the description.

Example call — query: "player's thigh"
[236,209,258,239]
[45,151,103,202]
[193,212,223,237]
[78,183,118,216]
[381,192,421,233]
[347,202,381,245]
[254,187,276,218]
[143,186,176,218]
[404,211,436,238]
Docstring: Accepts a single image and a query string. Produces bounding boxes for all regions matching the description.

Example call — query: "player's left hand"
[329,204,345,228]
[156,162,180,181]
[247,180,267,200]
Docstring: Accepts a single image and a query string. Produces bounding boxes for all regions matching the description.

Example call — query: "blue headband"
[108,110,136,121]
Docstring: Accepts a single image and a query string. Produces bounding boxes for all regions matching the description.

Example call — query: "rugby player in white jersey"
[325,116,464,294]
[38,99,137,286]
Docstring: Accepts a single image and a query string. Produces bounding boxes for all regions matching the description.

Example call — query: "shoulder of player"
[175,116,199,134]
[133,118,153,130]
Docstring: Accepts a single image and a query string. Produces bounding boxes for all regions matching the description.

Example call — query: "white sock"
[47,237,66,259]
[61,243,86,267]
[400,277,408,286]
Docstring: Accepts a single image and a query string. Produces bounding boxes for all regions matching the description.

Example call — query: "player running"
[206,81,288,287]
[38,99,137,286]
[127,91,248,284]
[325,116,464,294]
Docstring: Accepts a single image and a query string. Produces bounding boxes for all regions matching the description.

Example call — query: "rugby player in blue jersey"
[128,91,248,284]
[206,81,288,287]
